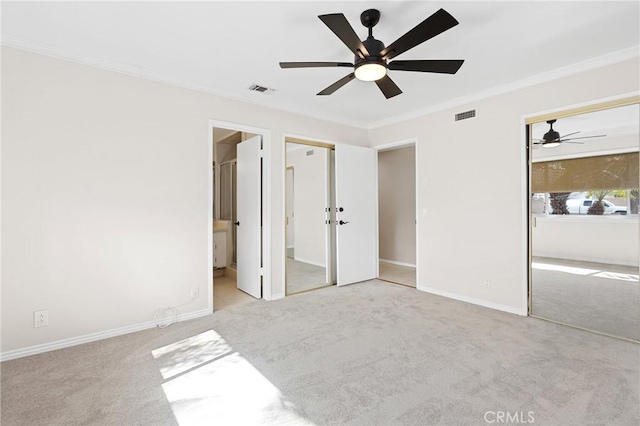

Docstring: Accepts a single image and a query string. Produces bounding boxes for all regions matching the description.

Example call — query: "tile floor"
[213,275,257,310]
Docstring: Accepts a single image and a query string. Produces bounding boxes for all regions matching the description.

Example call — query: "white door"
[236,135,262,298]
[335,144,377,286]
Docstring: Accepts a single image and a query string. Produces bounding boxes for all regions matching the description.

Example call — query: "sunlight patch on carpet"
[152,330,232,380]
[532,262,638,282]
[154,330,314,425]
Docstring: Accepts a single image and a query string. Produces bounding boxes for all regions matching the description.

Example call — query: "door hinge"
[259,149,264,158]
[259,267,265,276]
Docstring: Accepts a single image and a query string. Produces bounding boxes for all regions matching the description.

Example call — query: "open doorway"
[211,123,265,310]
[377,143,417,287]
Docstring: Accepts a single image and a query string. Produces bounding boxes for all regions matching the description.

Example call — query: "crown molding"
[367,46,640,130]
[0,35,368,129]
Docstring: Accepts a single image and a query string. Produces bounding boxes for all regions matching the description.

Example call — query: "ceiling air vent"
[455,109,477,122]
[248,83,275,94]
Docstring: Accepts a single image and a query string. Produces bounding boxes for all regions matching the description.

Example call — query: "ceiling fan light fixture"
[354,62,387,81]
[542,141,561,148]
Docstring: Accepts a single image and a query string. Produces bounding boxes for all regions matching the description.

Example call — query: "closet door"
[335,144,377,286]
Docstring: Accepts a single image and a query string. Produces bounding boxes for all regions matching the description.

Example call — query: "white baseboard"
[417,285,527,316]
[293,256,326,268]
[0,309,211,362]
[379,258,416,268]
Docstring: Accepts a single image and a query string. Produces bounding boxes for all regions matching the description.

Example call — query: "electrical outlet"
[191,288,199,299]
[484,279,491,289]
[34,310,49,327]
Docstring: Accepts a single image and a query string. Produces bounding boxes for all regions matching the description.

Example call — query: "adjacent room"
[2,1,639,425]
[377,144,417,287]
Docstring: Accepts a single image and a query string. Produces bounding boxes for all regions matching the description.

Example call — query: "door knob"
[339,220,349,225]
[234,221,240,226]
[338,207,344,212]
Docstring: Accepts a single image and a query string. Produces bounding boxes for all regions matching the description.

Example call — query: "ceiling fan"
[533,119,607,148]
[279,8,464,99]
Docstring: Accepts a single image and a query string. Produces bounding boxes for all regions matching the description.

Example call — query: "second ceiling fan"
[533,119,606,148]
[279,8,464,99]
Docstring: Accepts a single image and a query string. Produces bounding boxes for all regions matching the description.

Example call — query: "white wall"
[287,146,328,267]
[532,215,639,267]
[3,46,639,356]
[368,57,640,314]
[1,47,367,355]
[378,146,416,265]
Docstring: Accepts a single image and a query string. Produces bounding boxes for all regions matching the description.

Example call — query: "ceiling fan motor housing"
[544,119,560,141]
[355,37,387,68]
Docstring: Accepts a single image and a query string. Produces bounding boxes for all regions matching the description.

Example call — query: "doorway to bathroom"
[211,123,264,310]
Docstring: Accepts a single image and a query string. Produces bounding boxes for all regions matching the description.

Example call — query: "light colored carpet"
[2,280,639,425]
[286,258,328,295]
[532,257,639,341]
[379,261,416,287]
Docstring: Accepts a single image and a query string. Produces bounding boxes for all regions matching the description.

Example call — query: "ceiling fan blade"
[375,75,403,99]
[380,8,459,61]
[562,141,585,144]
[280,62,353,69]
[388,59,464,74]
[318,14,369,59]
[561,134,607,142]
[317,73,356,96]
[558,131,580,139]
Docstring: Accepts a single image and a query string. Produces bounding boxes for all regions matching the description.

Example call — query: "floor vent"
[455,109,477,121]
[248,84,275,94]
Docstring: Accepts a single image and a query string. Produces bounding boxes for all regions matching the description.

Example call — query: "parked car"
[566,198,627,215]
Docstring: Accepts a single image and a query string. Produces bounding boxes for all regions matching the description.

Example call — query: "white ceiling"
[2,1,639,128]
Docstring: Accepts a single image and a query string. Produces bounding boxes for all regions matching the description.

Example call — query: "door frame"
[373,138,419,287]
[208,119,272,313]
